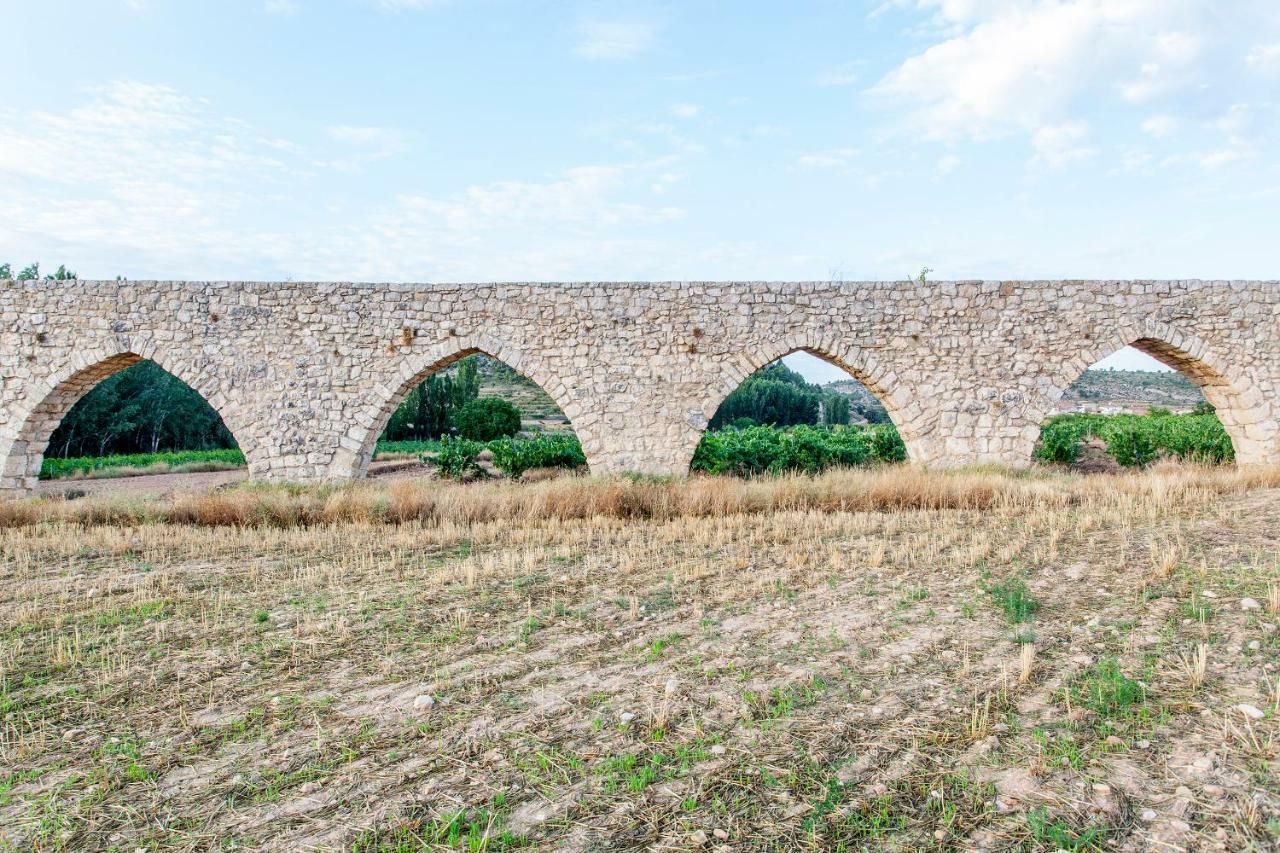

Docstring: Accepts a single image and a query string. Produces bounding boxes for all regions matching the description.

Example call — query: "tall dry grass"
[3,463,1278,530]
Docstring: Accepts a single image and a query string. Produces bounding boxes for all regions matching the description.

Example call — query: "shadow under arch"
[332,335,591,479]
[0,342,261,493]
[690,340,928,469]
[1037,320,1274,465]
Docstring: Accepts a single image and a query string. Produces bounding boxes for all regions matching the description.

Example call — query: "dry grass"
[0,465,1278,850]
[7,462,1280,530]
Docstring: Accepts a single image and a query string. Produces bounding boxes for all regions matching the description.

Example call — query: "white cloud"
[795,147,859,170]
[327,124,394,144]
[574,21,656,60]
[936,153,961,173]
[1245,42,1280,73]
[1030,121,1096,168]
[0,81,282,186]
[264,0,299,14]
[0,81,691,281]
[1213,103,1251,136]
[669,103,700,119]
[815,62,859,86]
[1141,115,1178,138]
[387,167,683,231]
[321,124,408,170]
[1198,147,1252,169]
[870,1,1211,140]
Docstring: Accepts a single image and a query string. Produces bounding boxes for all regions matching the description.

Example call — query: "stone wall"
[1,279,1276,494]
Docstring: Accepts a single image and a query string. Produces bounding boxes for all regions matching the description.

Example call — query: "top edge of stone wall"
[3,279,1278,291]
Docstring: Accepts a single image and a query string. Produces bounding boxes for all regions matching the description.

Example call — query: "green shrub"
[431,436,485,479]
[870,424,907,463]
[1035,418,1092,464]
[1036,412,1234,468]
[451,397,522,441]
[1104,422,1157,468]
[487,434,586,479]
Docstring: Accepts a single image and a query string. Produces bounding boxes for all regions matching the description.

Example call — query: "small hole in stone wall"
[686,343,697,354]
[209,312,220,323]
[448,328,458,336]
[401,327,414,346]
[34,332,46,343]
[911,334,920,342]
[692,327,703,338]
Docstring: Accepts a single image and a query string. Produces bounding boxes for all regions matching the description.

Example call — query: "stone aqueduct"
[0,278,1277,495]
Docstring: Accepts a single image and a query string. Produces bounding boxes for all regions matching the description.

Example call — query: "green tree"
[382,355,488,441]
[452,397,522,441]
[824,394,850,426]
[0,263,10,279]
[710,362,822,429]
[48,361,237,458]
[17,263,39,281]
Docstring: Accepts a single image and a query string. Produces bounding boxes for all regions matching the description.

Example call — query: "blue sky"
[3,0,1277,377]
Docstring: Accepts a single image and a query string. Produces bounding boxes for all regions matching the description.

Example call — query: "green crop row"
[1035,411,1233,467]
[40,448,248,480]
[431,433,587,480]
[43,440,444,479]
[690,424,907,477]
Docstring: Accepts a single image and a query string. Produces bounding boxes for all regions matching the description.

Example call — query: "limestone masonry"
[1,279,1277,494]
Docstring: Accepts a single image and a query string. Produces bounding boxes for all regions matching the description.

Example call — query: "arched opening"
[339,348,588,481]
[689,347,918,476]
[1035,331,1273,469]
[1,352,252,491]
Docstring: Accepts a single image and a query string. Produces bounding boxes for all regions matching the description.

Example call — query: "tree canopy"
[709,362,861,430]
[48,361,237,458]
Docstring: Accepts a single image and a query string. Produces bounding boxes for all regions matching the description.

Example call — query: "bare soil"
[1,469,1277,851]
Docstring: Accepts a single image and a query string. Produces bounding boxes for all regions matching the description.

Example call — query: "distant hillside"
[822,368,1206,420]
[471,355,573,432]
[1060,368,1204,413]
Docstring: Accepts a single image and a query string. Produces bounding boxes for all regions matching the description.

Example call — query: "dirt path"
[33,460,435,499]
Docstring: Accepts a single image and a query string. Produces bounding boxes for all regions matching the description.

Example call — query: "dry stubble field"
[1,466,1278,851]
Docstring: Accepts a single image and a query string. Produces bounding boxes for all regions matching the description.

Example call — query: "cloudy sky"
[3,0,1278,375]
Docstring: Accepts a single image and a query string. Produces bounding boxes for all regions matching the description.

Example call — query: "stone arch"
[681,338,930,472]
[331,334,593,479]
[0,340,263,494]
[1032,320,1276,465]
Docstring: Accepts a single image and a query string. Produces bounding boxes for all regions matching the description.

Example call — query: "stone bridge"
[1,279,1277,494]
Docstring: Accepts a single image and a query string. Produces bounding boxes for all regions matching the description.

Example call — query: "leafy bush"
[431,436,485,479]
[1035,412,1233,468]
[451,397,522,441]
[487,434,586,479]
[691,424,903,477]
[1104,422,1157,468]
[1036,419,1091,464]
[870,424,907,463]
